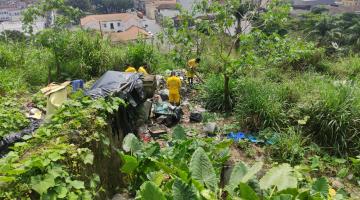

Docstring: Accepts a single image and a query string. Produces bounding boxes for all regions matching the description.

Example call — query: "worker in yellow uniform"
[186,58,201,86]
[167,71,181,106]
[138,63,149,75]
[125,63,137,73]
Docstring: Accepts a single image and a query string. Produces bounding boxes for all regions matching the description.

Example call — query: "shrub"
[0,68,27,96]
[328,56,360,80]
[0,97,29,138]
[0,42,20,69]
[23,47,51,86]
[125,41,155,69]
[261,127,311,165]
[234,77,287,131]
[301,80,360,156]
[200,74,236,112]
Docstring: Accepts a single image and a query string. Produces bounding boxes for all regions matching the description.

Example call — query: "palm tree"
[346,21,360,52]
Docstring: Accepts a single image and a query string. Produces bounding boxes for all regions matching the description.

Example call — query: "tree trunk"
[224,74,231,113]
[48,65,51,84]
[235,18,242,49]
[54,52,61,81]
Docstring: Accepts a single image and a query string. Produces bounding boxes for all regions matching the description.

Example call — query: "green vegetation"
[0,0,360,199]
[120,133,346,199]
[0,95,124,199]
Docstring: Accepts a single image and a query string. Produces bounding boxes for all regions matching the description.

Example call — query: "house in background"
[80,13,142,33]
[107,25,151,43]
[80,13,153,43]
[341,0,360,6]
[292,0,336,9]
[134,0,177,20]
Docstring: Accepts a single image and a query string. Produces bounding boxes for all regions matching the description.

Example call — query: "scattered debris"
[190,112,202,122]
[203,122,218,136]
[159,89,169,101]
[41,81,71,120]
[71,79,84,92]
[227,132,263,143]
[149,124,168,136]
[26,108,43,120]
[0,119,42,157]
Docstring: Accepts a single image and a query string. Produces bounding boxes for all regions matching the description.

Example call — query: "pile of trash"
[0,104,43,158]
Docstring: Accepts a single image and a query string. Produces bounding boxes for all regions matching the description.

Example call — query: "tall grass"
[301,80,360,155]
[200,74,236,112]
[234,77,288,131]
[231,68,360,156]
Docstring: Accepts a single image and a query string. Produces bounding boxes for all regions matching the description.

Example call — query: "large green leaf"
[173,125,187,140]
[120,154,139,174]
[239,183,259,200]
[241,162,263,183]
[122,133,142,153]
[311,177,328,198]
[226,162,248,193]
[172,179,198,200]
[189,147,218,191]
[147,171,165,186]
[31,174,56,194]
[259,164,297,191]
[69,180,85,189]
[140,181,166,200]
[226,161,263,193]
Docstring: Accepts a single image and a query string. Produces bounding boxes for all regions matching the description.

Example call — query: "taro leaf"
[189,147,218,191]
[226,162,263,194]
[140,181,166,200]
[172,178,198,200]
[226,162,248,193]
[241,162,263,183]
[122,133,142,153]
[31,174,56,194]
[259,164,297,191]
[147,171,165,186]
[173,125,187,140]
[311,177,328,198]
[120,154,139,174]
[239,183,259,200]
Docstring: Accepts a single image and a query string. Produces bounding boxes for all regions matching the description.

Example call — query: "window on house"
[110,23,114,29]
[103,23,107,28]
[117,22,121,27]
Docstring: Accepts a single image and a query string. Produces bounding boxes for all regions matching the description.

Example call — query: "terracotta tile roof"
[108,25,152,42]
[80,13,139,26]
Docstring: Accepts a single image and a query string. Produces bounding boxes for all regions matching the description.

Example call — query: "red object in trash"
[139,133,151,143]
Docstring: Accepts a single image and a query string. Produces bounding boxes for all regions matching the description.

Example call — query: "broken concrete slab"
[203,122,218,134]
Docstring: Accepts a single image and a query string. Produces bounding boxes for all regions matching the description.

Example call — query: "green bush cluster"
[0,96,125,199]
[231,64,360,156]
[120,132,346,199]
[0,97,29,138]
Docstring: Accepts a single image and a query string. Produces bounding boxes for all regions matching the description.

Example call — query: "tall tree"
[22,0,81,82]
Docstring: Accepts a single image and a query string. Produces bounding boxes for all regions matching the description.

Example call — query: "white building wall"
[83,19,141,33]
[0,10,10,21]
